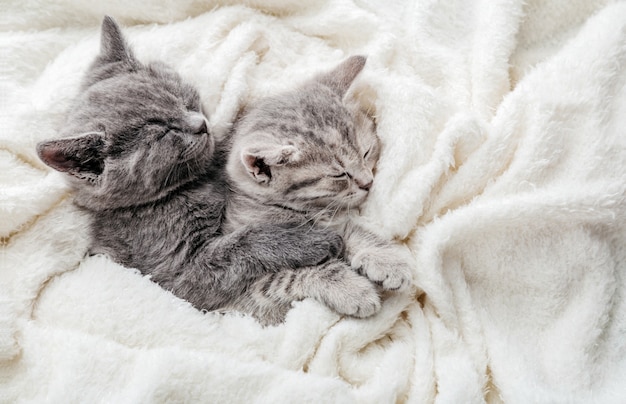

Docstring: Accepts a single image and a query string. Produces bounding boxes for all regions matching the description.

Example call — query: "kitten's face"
[37,17,212,210]
[228,56,379,212]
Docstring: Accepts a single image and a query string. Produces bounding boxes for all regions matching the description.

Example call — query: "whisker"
[162,163,176,189]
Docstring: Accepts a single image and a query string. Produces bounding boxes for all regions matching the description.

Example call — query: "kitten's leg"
[206,223,344,273]
[170,223,343,315]
[343,223,413,291]
[230,259,381,325]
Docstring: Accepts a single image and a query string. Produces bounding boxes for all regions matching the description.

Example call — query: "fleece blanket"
[2,0,625,402]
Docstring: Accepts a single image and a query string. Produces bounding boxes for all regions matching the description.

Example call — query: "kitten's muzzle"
[353,173,373,191]
[187,113,209,136]
[356,179,373,191]
[194,119,208,136]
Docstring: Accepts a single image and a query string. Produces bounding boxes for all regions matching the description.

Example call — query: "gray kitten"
[36,16,348,322]
[223,56,412,323]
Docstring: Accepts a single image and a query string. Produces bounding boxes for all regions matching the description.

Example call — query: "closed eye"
[363,147,371,158]
[156,129,174,140]
[284,177,323,193]
[331,173,348,178]
[142,118,181,140]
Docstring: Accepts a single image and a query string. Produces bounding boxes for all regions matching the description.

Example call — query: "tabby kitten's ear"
[317,55,366,97]
[241,145,301,184]
[37,133,105,179]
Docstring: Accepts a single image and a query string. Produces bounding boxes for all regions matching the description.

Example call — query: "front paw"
[351,250,412,291]
[314,260,381,318]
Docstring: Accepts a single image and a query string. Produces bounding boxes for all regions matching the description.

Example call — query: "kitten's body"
[223,56,412,322]
[37,17,364,323]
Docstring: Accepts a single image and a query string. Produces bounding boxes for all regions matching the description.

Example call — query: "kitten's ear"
[318,55,366,97]
[37,133,105,178]
[99,16,136,65]
[83,17,138,87]
[241,145,300,184]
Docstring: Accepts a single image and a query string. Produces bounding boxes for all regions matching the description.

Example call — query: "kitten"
[36,16,356,322]
[223,56,412,322]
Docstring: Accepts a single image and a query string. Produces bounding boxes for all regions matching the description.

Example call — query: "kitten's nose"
[188,113,208,135]
[194,119,208,135]
[355,177,373,191]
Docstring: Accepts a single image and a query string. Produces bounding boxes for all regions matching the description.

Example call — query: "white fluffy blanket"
[2,1,625,402]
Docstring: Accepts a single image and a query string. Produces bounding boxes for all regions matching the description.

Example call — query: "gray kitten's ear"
[318,55,366,96]
[99,16,136,65]
[241,145,300,184]
[37,133,105,178]
[83,17,138,87]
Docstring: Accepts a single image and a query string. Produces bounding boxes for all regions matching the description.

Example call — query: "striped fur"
[224,56,412,324]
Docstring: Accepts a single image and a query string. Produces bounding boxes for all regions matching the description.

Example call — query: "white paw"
[351,249,413,291]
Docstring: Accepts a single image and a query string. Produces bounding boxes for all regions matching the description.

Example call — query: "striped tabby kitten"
[36,16,347,323]
[223,56,412,323]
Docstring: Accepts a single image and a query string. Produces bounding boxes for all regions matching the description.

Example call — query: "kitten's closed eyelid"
[144,118,169,127]
[155,128,176,140]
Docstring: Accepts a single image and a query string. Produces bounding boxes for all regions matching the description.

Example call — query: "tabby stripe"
[284,177,322,194]
[342,126,351,141]
[284,270,296,295]
[261,272,278,295]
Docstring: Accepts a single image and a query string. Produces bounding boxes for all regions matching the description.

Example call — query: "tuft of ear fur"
[317,55,366,97]
[241,145,300,184]
[100,16,136,65]
[37,132,105,178]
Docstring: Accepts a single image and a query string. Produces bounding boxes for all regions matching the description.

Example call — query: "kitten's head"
[228,56,379,213]
[37,16,212,210]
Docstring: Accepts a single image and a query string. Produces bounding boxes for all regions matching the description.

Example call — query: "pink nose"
[356,178,373,191]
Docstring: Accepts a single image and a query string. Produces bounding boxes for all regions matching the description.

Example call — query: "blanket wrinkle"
[2,0,625,403]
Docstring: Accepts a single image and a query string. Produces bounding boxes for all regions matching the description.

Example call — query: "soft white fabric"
[1,0,625,402]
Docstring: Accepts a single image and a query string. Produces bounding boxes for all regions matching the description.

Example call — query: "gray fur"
[225,56,413,321]
[37,16,348,323]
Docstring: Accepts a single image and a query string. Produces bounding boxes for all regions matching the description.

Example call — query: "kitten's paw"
[316,231,344,260]
[351,250,413,291]
[314,261,381,318]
